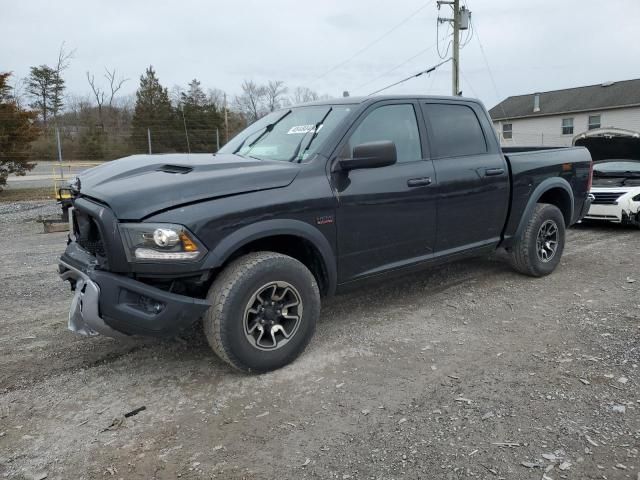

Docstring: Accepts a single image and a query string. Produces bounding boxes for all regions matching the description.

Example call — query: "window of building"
[561,118,574,135]
[502,123,513,140]
[588,114,601,130]
[425,104,487,157]
[347,104,422,163]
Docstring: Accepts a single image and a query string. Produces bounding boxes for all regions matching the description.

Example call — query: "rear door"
[331,101,437,282]
[421,101,509,253]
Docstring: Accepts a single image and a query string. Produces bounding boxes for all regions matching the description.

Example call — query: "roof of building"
[489,78,640,121]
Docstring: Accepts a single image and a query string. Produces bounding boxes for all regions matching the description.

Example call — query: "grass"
[0,187,56,202]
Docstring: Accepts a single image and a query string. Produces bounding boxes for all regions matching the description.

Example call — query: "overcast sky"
[3,0,640,109]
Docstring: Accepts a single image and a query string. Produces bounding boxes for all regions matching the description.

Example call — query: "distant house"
[489,79,640,146]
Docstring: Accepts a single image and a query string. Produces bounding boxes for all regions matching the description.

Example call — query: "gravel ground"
[0,201,638,480]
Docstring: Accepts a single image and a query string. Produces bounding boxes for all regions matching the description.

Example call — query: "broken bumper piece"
[58,260,210,338]
[59,261,127,338]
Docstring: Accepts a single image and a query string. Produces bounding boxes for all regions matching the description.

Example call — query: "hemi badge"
[316,215,334,225]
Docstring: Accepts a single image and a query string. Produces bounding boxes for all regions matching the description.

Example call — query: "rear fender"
[510,177,574,244]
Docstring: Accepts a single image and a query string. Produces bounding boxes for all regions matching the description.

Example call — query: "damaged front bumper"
[60,260,129,338]
[58,245,211,338]
[585,190,640,225]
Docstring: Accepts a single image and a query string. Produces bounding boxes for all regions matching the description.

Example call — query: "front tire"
[509,203,566,277]
[203,252,320,372]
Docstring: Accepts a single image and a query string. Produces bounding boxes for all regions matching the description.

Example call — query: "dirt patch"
[0,202,638,479]
[0,187,55,202]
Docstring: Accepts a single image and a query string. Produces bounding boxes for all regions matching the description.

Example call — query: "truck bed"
[501,146,592,245]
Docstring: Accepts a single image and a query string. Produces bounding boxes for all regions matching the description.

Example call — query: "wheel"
[203,252,320,372]
[509,203,565,277]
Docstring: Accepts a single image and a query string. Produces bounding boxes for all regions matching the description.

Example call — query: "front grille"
[591,191,625,205]
[72,209,106,257]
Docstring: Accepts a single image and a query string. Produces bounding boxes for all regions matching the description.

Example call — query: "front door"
[331,101,437,282]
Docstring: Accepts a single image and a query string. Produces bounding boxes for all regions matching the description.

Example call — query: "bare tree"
[291,86,319,105]
[207,88,226,111]
[87,68,128,127]
[10,75,27,109]
[265,80,288,112]
[65,94,93,127]
[168,84,185,107]
[52,42,75,121]
[86,71,106,127]
[234,80,267,122]
[104,68,128,108]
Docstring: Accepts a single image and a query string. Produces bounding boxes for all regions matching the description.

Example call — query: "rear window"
[425,104,487,158]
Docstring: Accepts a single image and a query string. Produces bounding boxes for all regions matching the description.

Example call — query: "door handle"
[484,168,505,176]
[407,177,432,187]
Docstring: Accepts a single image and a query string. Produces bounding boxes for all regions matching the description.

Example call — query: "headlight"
[119,223,207,262]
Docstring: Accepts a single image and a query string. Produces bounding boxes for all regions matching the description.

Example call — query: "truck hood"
[76,153,301,219]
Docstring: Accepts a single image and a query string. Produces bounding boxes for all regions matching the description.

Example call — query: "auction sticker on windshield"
[287,125,323,135]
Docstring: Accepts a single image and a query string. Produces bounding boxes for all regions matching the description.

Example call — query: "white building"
[489,79,640,147]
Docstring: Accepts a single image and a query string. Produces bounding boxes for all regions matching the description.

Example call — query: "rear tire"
[203,252,320,372]
[509,203,565,277]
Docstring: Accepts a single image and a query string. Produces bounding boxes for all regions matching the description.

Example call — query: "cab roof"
[299,95,481,107]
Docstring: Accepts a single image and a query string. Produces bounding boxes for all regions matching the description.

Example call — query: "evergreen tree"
[180,79,223,152]
[130,66,177,153]
[26,65,64,128]
[0,72,39,191]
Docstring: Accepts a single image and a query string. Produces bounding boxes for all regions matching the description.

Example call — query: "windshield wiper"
[289,107,333,162]
[233,109,292,155]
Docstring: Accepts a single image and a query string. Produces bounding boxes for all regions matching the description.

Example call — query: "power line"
[459,69,479,98]
[471,18,508,118]
[368,58,451,96]
[355,20,455,95]
[310,1,435,84]
[436,12,452,59]
[426,67,439,93]
[353,41,439,93]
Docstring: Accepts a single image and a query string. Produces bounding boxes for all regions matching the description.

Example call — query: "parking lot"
[0,200,638,480]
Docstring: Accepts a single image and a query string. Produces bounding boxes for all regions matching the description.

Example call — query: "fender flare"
[202,219,338,296]
[514,177,574,240]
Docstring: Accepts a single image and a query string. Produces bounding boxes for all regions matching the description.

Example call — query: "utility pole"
[223,93,229,144]
[181,105,191,154]
[451,0,460,96]
[437,0,470,96]
[56,127,64,179]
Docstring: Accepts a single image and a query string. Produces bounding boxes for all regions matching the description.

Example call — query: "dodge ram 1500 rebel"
[59,95,593,372]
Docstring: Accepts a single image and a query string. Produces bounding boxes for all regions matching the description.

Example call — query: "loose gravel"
[0,201,638,479]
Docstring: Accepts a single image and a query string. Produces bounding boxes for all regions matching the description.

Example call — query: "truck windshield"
[219,105,353,162]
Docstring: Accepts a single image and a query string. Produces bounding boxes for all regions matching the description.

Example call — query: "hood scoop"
[76,153,301,219]
[157,164,193,174]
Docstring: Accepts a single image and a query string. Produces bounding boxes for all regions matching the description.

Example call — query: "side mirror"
[337,140,397,171]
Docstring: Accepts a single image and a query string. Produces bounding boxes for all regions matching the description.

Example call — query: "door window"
[347,104,422,163]
[425,103,487,158]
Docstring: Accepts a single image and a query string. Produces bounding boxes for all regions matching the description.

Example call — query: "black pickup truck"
[59,95,593,372]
